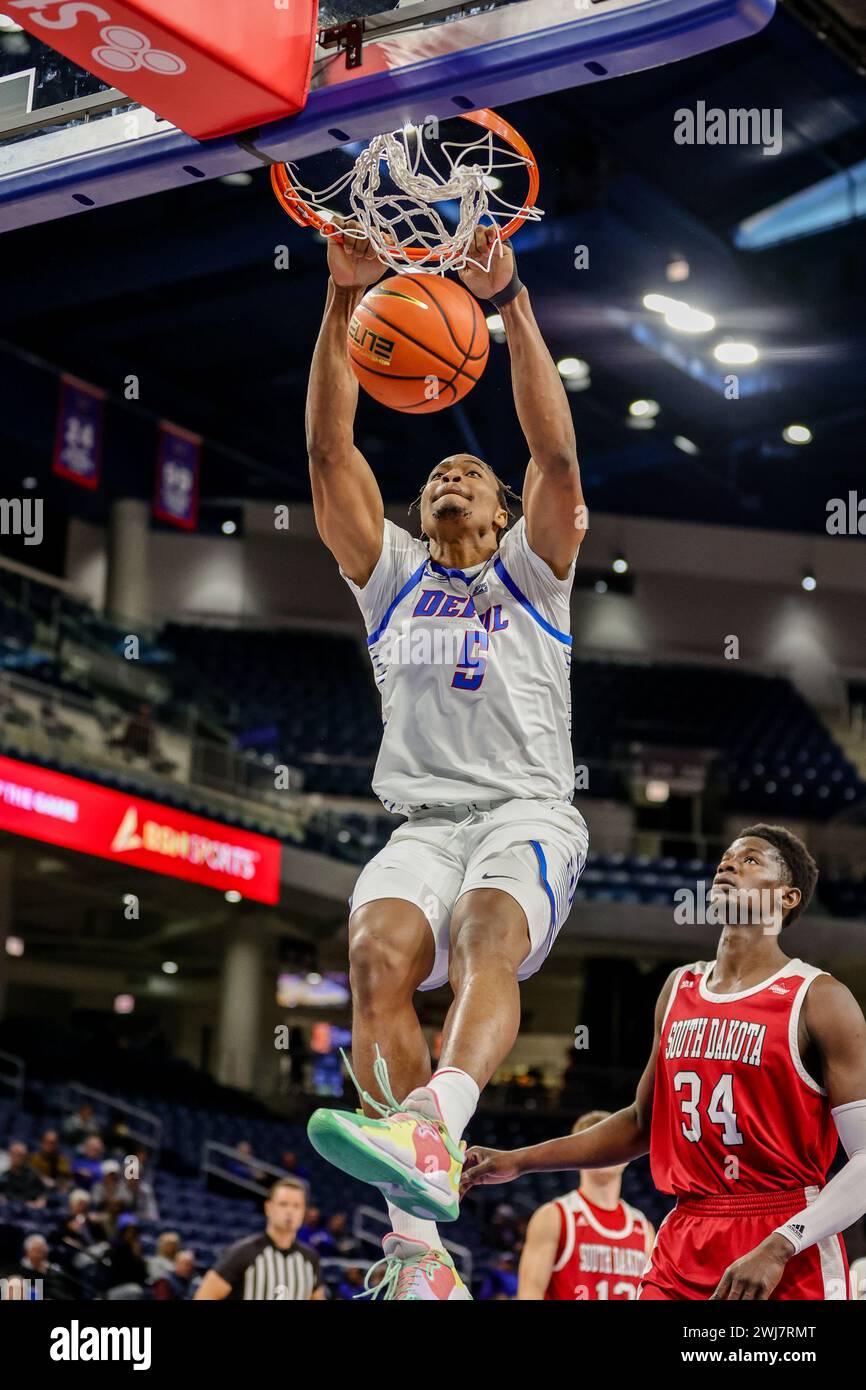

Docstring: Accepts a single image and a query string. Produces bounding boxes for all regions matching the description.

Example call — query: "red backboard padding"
[9,0,318,139]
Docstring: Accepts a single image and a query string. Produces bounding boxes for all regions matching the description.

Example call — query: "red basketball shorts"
[638,1189,849,1301]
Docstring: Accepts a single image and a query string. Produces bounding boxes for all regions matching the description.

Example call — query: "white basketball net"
[288,122,542,273]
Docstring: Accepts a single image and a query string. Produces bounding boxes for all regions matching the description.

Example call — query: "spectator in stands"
[105,1116,134,1155]
[105,1215,148,1300]
[485,1201,522,1253]
[18,1234,80,1301]
[335,1265,366,1300]
[52,1189,109,1274]
[30,1130,72,1192]
[153,1250,197,1301]
[298,1203,322,1244]
[477,1252,519,1301]
[62,1103,101,1147]
[309,1211,358,1258]
[110,702,153,759]
[226,1140,266,1185]
[125,1166,159,1223]
[71,1135,105,1188]
[148,1231,181,1283]
[91,1160,134,1235]
[279,1149,310,1183]
[0,1143,47,1208]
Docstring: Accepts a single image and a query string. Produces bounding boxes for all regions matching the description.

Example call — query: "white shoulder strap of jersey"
[550,1194,577,1273]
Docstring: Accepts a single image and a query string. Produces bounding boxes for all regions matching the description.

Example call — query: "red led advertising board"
[0,755,281,904]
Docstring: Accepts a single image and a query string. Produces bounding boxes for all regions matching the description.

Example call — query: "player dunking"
[304,225,588,1298]
[463,826,866,1300]
[517,1110,654,1301]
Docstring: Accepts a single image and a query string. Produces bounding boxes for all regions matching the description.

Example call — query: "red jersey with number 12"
[544,1191,651,1300]
[651,958,838,1197]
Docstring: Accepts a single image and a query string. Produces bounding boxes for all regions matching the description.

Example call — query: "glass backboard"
[0,0,775,232]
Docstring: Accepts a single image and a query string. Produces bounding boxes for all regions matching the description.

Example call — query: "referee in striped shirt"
[195,1177,325,1301]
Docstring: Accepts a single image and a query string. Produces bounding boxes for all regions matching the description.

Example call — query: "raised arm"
[459,229,586,577]
[306,230,386,586]
[461,971,677,1193]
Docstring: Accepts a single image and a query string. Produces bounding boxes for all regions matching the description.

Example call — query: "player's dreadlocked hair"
[408,458,521,548]
[737,823,819,927]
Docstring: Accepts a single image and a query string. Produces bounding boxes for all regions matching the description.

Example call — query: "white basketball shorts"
[349,798,589,991]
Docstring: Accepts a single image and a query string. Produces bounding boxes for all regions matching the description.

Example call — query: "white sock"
[420,1067,480,1143]
[386,1201,442,1250]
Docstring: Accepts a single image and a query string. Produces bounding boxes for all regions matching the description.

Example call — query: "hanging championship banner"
[52,375,104,489]
[154,421,200,530]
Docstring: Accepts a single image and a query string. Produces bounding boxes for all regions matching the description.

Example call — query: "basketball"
[347,274,490,414]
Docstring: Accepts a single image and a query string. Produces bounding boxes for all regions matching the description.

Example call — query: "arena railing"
[62,1082,163,1159]
[199,1140,303,1201]
[0,667,305,838]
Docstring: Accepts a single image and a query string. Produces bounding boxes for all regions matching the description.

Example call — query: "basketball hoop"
[271,108,541,274]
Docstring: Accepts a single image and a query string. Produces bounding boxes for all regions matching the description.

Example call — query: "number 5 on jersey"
[452,630,489,691]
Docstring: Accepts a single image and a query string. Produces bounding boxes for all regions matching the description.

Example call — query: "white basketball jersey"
[342,517,576,814]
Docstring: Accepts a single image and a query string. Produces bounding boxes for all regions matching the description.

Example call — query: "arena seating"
[159,624,864,817]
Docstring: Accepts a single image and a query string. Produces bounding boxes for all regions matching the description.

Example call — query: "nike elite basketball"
[347,274,489,414]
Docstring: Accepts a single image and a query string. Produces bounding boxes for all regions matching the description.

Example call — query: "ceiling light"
[220,172,253,187]
[221,519,237,535]
[114,994,135,1015]
[557,357,590,380]
[612,556,628,575]
[161,961,179,975]
[783,424,812,445]
[801,573,817,592]
[666,257,689,283]
[5,935,24,957]
[483,174,503,191]
[663,301,715,334]
[485,313,504,333]
[674,436,700,455]
[22,476,38,489]
[0,15,24,31]
[643,293,680,315]
[628,399,659,418]
[225,890,242,903]
[594,580,608,594]
[713,341,759,365]
[645,779,670,804]
[644,292,714,332]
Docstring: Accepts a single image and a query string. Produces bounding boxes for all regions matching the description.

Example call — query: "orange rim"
[270,108,539,262]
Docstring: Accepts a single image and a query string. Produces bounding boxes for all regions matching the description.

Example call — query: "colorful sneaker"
[307,1046,463,1222]
[358,1235,472,1301]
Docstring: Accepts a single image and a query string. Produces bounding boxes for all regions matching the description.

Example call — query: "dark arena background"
[0,0,865,1364]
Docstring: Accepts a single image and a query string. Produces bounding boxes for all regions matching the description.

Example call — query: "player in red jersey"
[517,1109,654,1300]
[461,824,866,1300]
